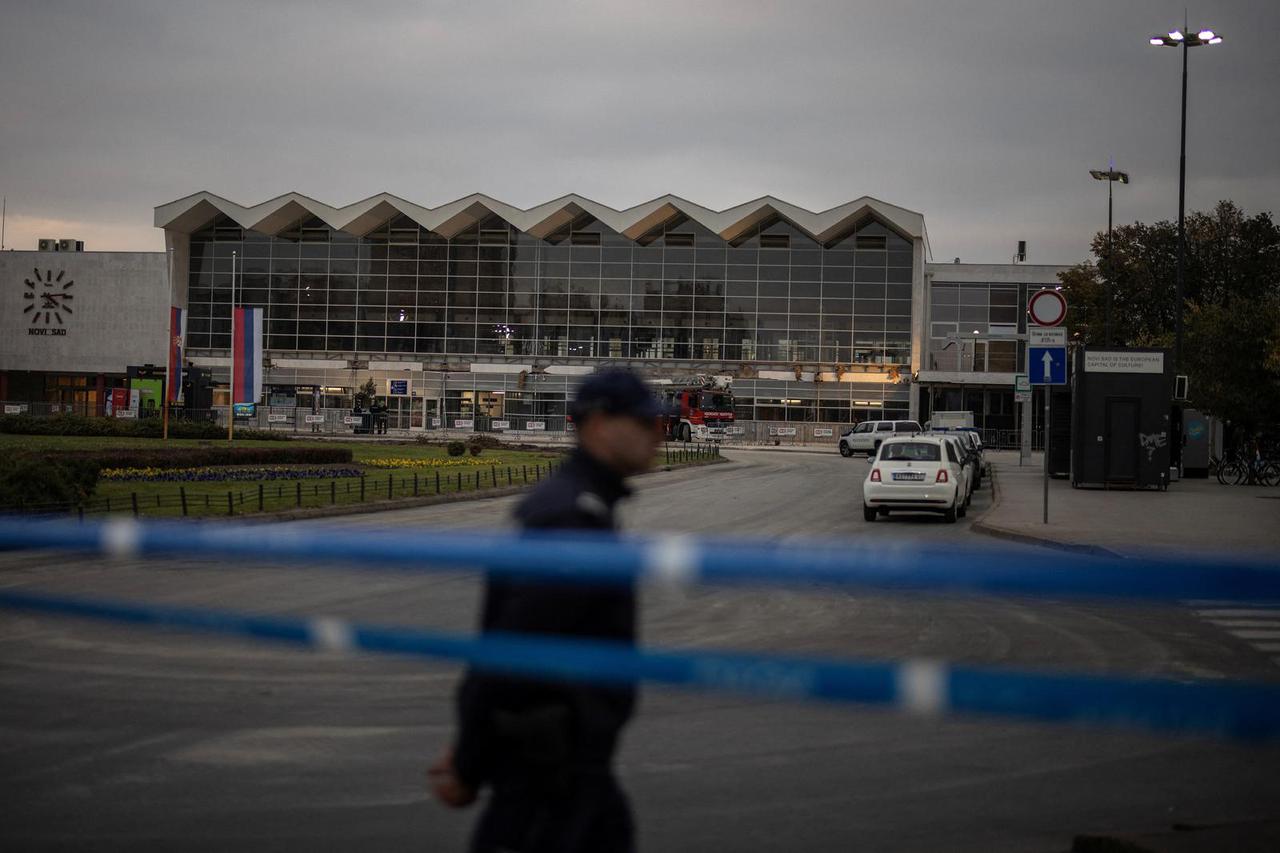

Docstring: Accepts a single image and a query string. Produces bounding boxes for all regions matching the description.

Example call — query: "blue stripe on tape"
[2,589,1277,742]
[0,516,1277,603]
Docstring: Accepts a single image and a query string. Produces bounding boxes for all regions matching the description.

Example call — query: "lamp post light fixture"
[1149,23,1222,375]
[1089,163,1129,346]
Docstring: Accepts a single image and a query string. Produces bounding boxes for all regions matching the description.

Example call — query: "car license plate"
[892,472,925,481]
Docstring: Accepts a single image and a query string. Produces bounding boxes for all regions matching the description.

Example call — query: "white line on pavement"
[1228,630,1280,640]
[1206,619,1280,629]
[1194,609,1280,619]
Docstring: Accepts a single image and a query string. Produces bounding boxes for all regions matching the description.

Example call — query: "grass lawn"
[3,432,723,519]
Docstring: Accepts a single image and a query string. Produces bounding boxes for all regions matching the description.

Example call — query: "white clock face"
[22,268,75,326]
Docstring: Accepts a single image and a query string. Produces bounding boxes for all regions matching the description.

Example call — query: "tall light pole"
[1089,163,1129,346]
[1149,24,1222,374]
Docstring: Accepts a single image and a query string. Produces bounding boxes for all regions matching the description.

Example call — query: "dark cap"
[570,369,664,423]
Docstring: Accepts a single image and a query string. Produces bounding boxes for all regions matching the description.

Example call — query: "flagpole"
[228,251,236,443]
[162,361,170,440]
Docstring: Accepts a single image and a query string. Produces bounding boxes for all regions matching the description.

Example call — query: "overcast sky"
[1,0,1276,265]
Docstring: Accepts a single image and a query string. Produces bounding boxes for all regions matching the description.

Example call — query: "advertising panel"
[130,379,162,416]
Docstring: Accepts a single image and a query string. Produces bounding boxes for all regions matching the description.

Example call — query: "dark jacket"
[453,449,637,790]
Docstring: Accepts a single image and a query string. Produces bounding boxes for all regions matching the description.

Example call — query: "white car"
[862,435,967,523]
[839,420,923,457]
[932,433,975,507]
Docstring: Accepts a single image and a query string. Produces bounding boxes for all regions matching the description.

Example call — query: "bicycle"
[1216,449,1280,486]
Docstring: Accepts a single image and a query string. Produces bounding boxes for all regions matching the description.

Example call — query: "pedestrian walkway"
[974,451,1280,558]
[1184,600,1280,669]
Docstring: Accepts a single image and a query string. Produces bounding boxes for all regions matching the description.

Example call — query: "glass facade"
[184,211,915,367]
[927,281,1022,373]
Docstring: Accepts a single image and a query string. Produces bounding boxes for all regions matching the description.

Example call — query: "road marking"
[1229,630,1280,641]
[1194,609,1280,619]
[1205,620,1280,629]
[1185,601,1280,668]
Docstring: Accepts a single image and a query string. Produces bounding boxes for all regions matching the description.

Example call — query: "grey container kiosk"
[1070,347,1174,489]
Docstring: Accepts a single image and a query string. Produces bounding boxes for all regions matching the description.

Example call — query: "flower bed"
[363,457,493,469]
[101,465,365,483]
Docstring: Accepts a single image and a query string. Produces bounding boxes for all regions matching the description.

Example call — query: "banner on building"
[232,307,263,404]
[166,307,185,403]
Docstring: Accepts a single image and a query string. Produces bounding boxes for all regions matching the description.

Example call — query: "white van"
[839,420,923,457]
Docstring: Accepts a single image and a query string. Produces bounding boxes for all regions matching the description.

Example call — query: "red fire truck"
[662,377,735,442]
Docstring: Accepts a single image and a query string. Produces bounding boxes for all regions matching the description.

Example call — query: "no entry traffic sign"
[1028,289,1068,327]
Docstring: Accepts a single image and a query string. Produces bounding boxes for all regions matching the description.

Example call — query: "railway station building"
[1,191,1070,438]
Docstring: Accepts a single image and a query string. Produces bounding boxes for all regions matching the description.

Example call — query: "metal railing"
[2,403,1046,449]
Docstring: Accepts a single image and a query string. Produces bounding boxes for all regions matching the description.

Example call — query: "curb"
[721,445,836,457]
[968,465,1124,559]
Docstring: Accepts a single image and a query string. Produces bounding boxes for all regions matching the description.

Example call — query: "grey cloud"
[0,0,1276,263]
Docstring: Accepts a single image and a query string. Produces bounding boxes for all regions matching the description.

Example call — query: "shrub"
[0,456,100,511]
[468,442,483,456]
[446,441,467,457]
[0,414,290,441]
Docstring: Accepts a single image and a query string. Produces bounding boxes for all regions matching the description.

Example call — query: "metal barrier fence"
[2,403,1047,449]
[1,517,1278,741]
[718,422,1043,450]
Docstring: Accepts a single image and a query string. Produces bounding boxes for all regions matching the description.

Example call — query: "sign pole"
[1026,288,1069,522]
[1043,388,1049,524]
[227,251,236,443]
[1015,372,1031,466]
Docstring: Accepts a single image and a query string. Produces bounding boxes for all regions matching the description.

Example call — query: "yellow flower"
[363,457,490,469]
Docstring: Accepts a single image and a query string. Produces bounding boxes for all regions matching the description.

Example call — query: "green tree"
[1058,201,1280,429]
[354,378,378,409]
[1183,295,1280,432]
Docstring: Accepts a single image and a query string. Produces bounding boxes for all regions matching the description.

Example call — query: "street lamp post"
[1089,164,1129,347]
[1149,24,1222,374]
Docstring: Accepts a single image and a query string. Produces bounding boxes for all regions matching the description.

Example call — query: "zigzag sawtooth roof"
[154,191,928,248]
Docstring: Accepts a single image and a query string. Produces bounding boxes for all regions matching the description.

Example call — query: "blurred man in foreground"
[431,368,664,853]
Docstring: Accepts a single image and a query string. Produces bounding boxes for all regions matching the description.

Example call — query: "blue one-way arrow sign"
[1029,328,1067,385]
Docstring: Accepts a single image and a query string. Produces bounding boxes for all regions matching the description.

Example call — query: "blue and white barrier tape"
[1,516,1278,603]
[2,588,1277,741]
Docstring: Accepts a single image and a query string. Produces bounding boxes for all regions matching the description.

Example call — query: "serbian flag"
[166,306,186,403]
[232,306,263,404]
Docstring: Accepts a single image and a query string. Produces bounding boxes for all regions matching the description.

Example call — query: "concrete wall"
[1,251,169,374]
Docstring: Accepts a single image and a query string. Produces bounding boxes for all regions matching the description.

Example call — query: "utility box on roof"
[1070,347,1174,489]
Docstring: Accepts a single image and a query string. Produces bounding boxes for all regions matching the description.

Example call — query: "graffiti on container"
[1138,431,1167,461]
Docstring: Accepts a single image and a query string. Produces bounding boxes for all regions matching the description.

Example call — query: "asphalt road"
[1,449,1277,852]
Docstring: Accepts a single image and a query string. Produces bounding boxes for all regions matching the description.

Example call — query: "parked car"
[839,420,923,457]
[928,426,984,488]
[953,429,985,485]
[931,432,976,506]
[862,435,967,523]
